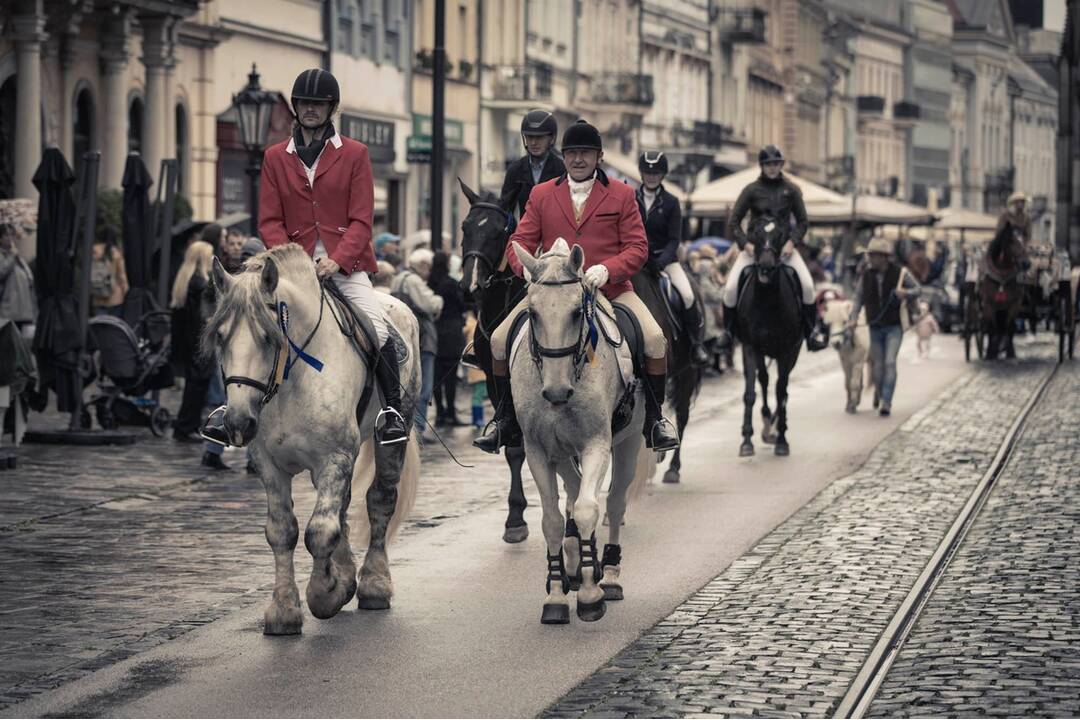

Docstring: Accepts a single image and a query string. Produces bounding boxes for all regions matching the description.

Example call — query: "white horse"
[510,239,651,625]
[204,244,421,635]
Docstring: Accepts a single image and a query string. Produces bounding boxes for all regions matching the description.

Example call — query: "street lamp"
[232,64,277,235]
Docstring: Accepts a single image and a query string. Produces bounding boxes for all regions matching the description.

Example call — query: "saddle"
[506,300,641,435]
[657,272,684,333]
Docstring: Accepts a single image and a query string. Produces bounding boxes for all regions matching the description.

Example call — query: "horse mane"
[200,244,317,358]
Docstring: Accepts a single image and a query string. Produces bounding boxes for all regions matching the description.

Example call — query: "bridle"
[222,283,327,406]
[527,277,598,382]
[462,201,516,290]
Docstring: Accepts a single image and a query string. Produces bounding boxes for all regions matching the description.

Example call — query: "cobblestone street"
[544,341,1075,719]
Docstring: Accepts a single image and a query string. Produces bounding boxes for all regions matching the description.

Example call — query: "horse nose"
[224,409,258,446]
[542,387,573,405]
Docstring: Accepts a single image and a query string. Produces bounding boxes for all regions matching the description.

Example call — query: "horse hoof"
[263,606,303,636]
[357,596,391,611]
[601,583,624,601]
[775,443,790,457]
[541,603,570,625]
[502,524,529,544]
[577,597,606,622]
[662,469,680,484]
[845,405,857,414]
[761,433,776,445]
[739,443,755,457]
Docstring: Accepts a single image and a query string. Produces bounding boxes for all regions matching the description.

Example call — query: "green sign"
[412,113,464,146]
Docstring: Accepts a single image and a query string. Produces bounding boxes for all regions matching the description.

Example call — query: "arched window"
[128,96,144,154]
[175,102,188,196]
[73,87,95,179]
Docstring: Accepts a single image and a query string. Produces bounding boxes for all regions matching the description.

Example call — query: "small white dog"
[822,299,871,414]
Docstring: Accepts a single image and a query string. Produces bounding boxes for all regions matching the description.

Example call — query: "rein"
[223,283,327,406]
[527,277,598,381]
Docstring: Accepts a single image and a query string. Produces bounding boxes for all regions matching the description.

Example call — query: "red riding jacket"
[505,169,648,299]
[258,132,377,275]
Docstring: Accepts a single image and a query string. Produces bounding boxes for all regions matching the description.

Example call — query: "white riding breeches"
[314,240,388,346]
[722,247,815,308]
[664,262,695,308]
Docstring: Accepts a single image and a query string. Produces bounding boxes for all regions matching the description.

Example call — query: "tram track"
[833,362,1060,719]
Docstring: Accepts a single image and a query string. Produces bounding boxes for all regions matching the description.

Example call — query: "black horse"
[458,180,531,543]
[980,223,1028,361]
[631,270,704,484]
[733,221,803,457]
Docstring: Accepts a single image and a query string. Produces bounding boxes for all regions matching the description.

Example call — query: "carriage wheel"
[150,407,172,437]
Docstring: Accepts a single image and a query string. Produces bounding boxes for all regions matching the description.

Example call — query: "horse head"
[202,244,321,446]
[459,178,516,294]
[751,219,787,286]
[512,237,588,406]
[988,223,1028,274]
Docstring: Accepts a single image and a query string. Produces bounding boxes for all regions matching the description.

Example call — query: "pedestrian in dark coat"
[430,251,468,426]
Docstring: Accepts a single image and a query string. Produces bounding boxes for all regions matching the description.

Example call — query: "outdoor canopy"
[687,166,846,218]
[120,153,157,326]
[810,195,936,225]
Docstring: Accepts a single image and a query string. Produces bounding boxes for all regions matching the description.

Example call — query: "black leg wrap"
[564,517,580,539]
[601,543,622,568]
[580,534,602,584]
[545,551,569,595]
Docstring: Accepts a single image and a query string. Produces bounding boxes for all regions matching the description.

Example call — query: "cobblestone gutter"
[544,353,1053,719]
[869,359,1080,718]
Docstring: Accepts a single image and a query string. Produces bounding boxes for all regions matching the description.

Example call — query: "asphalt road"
[5,339,970,718]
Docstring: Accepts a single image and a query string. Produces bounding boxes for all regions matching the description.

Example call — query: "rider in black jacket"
[636,151,709,366]
[719,145,827,352]
[500,109,566,218]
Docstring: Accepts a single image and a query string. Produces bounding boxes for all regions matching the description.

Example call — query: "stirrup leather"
[200,406,230,447]
[376,406,409,445]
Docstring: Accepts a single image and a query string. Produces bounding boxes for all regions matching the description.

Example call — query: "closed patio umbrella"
[31,148,82,412]
[119,153,157,326]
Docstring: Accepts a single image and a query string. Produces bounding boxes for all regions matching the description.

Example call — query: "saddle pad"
[509,317,633,388]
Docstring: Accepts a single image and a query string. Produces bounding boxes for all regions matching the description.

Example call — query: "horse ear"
[458,177,480,206]
[261,259,279,295]
[551,237,570,255]
[511,241,538,282]
[210,257,232,291]
[569,244,585,275]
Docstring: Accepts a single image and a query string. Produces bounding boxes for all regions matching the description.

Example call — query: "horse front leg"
[305,452,356,620]
[260,461,303,635]
[572,444,610,622]
[558,460,583,591]
[741,345,756,457]
[503,445,529,543]
[758,355,776,444]
[356,439,407,610]
[525,451,569,625]
[774,357,793,457]
[663,384,691,484]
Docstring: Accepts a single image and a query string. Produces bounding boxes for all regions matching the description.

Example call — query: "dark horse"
[458,180,531,543]
[631,271,704,484]
[733,221,803,457]
[980,223,1028,360]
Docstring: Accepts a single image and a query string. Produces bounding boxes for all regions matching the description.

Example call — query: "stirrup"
[376,406,409,445]
[460,343,479,369]
[647,416,680,451]
[200,406,230,447]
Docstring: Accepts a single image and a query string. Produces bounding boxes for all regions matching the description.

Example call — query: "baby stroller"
[87,310,175,435]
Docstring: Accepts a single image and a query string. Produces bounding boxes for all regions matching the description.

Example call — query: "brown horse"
[979,224,1028,360]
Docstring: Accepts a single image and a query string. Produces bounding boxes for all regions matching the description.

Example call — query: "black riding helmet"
[561,119,602,152]
[521,109,557,137]
[638,151,668,175]
[758,144,784,164]
[290,68,340,118]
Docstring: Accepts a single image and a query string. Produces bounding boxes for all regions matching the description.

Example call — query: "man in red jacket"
[202,68,407,446]
[474,119,678,454]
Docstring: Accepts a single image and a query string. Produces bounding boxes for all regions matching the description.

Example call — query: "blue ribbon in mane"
[583,289,599,364]
[278,301,325,379]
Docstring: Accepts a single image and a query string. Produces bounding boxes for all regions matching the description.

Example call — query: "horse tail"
[627,442,654,504]
[387,429,421,543]
[348,429,421,548]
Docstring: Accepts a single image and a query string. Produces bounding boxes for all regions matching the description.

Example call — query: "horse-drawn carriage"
[960,228,1076,362]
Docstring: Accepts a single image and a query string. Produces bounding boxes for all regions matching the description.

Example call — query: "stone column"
[11,9,47,203]
[162,21,178,167]
[141,15,174,184]
[100,11,131,189]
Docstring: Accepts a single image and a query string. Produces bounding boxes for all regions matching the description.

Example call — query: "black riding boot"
[717,305,737,350]
[803,304,829,352]
[473,374,522,454]
[683,303,711,366]
[644,373,679,451]
[374,338,409,445]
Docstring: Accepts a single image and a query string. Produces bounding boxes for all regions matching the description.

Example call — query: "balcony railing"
[591,73,654,106]
[856,95,886,113]
[487,64,553,102]
[719,8,767,44]
[894,101,921,120]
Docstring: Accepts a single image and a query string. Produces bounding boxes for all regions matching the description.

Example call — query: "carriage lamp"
[233,64,277,234]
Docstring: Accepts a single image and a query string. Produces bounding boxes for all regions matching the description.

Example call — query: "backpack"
[90,250,115,299]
